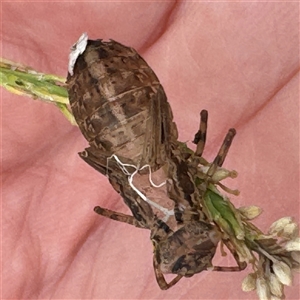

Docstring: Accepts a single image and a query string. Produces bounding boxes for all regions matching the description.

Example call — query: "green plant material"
[203,185,258,263]
[204,186,245,239]
[0,58,76,125]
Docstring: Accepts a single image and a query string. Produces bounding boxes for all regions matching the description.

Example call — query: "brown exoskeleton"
[66,35,246,289]
[88,114,246,290]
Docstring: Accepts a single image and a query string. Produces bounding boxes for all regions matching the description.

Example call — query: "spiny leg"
[153,255,183,290]
[193,109,208,157]
[206,128,236,178]
[94,206,145,228]
[212,238,247,272]
[212,264,246,272]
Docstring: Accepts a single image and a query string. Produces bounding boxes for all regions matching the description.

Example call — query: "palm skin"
[2,2,299,299]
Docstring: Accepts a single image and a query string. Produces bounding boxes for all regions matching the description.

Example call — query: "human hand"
[2,2,299,299]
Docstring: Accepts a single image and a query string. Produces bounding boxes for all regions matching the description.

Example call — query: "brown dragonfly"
[66,36,246,290]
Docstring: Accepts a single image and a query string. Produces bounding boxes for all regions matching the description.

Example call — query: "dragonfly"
[66,34,246,289]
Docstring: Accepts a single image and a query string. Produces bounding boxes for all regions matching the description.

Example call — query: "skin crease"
[2,2,299,299]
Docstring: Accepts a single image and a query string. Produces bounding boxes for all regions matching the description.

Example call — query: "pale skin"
[2,2,299,299]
